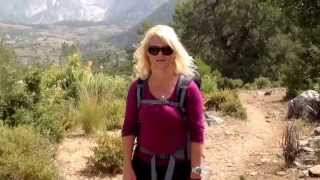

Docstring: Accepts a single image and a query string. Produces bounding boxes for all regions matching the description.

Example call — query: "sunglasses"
[148,45,174,56]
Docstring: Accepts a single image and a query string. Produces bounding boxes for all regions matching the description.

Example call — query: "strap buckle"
[161,96,167,104]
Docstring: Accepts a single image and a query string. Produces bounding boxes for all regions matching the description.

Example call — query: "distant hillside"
[0,0,170,26]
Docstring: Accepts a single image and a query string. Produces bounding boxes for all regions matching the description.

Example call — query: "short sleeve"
[186,81,205,143]
[121,80,139,137]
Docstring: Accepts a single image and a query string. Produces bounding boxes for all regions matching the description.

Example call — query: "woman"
[122,25,205,180]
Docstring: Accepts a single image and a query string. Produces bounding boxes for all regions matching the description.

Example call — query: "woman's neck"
[149,69,177,84]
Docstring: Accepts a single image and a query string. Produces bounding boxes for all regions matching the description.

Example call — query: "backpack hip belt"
[137,146,186,180]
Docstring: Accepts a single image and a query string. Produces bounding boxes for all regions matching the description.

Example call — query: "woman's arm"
[122,136,136,180]
[123,135,135,166]
[190,142,203,179]
[187,81,205,179]
[122,81,138,180]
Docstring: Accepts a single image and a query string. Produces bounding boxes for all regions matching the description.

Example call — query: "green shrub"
[0,125,58,180]
[243,83,256,90]
[13,99,65,142]
[88,133,123,174]
[104,99,125,130]
[75,95,124,134]
[41,66,66,89]
[0,83,33,127]
[0,67,66,142]
[205,90,247,120]
[32,102,65,142]
[271,80,282,88]
[217,77,243,89]
[72,75,126,134]
[201,74,218,94]
[77,90,105,134]
[253,77,271,89]
[205,91,229,110]
[81,73,130,99]
[24,69,42,103]
[221,100,247,119]
[55,54,91,102]
[195,58,212,76]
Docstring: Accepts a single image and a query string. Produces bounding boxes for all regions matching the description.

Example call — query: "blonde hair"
[134,25,196,80]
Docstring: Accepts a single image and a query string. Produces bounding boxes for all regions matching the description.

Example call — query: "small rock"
[264,91,272,96]
[309,136,320,148]
[288,168,297,174]
[301,146,314,152]
[299,140,309,147]
[314,127,320,136]
[276,171,287,176]
[257,91,264,96]
[297,155,318,165]
[255,162,263,166]
[211,116,224,124]
[205,114,224,126]
[298,170,309,178]
[261,158,270,163]
[276,153,283,158]
[295,161,307,170]
[309,165,320,177]
[249,171,258,176]
[265,119,271,123]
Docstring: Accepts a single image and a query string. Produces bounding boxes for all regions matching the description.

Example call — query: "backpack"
[135,74,200,180]
[192,70,202,89]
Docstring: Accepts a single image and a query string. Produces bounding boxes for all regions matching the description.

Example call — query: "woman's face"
[147,36,175,72]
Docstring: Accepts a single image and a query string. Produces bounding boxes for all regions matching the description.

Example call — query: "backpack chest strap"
[138,146,185,159]
[140,99,180,107]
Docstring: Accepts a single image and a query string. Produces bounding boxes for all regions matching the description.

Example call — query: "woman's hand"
[190,171,201,180]
[122,163,136,180]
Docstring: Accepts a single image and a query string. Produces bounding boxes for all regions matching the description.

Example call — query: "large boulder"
[287,90,320,120]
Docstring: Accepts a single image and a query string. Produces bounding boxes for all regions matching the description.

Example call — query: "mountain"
[0,0,107,24]
[0,0,169,26]
[104,0,168,26]
[109,0,189,47]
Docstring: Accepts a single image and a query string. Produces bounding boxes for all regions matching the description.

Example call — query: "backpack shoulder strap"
[176,75,192,120]
[137,79,145,109]
[176,75,193,160]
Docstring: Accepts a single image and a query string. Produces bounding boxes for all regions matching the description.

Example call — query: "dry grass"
[281,120,299,167]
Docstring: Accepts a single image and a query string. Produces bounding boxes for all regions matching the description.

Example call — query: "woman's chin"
[153,64,171,72]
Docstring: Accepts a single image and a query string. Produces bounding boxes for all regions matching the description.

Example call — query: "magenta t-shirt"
[122,79,205,154]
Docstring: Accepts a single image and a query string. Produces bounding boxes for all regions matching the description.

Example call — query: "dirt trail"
[56,88,296,180]
[205,88,296,179]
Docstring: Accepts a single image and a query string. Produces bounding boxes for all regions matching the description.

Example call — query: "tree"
[174,0,288,82]
[274,0,320,97]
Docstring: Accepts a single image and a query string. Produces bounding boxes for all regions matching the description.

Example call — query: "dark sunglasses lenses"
[148,46,173,56]
[161,47,174,55]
